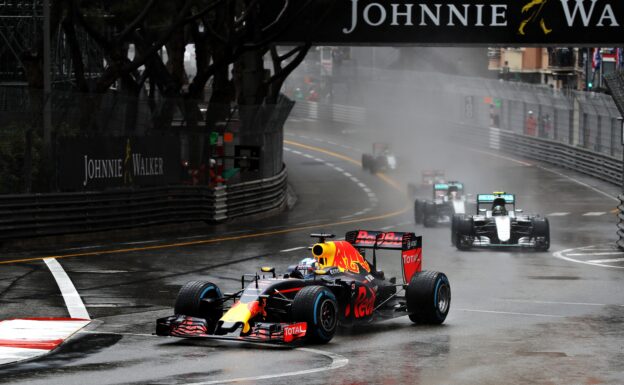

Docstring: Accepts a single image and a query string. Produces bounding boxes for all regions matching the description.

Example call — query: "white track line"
[547,212,570,216]
[61,245,103,251]
[469,148,618,202]
[43,258,90,320]
[536,165,619,203]
[469,149,533,167]
[121,239,163,245]
[457,308,565,318]
[284,146,377,218]
[78,329,349,384]
[280,246,306,253]
[504,299,624,307]
[582,212,606,216]
[185,347,349,385]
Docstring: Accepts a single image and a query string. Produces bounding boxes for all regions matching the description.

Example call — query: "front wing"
[156,315,307,345]
[470,236,538,248]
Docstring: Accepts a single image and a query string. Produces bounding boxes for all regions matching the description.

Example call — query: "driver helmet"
[448,186,459,199]
[492,204,507,216]
[295,257,319,278]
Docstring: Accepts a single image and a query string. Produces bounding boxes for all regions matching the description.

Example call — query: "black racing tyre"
[407,271,451,324]
[361,154,369,171]
[414,200,422,224]
[174,281,223,329]
[455,216,474,251]
[291,286,338,344]
[369,158,378,173]
[532,218,550,251]
[451,214,462,246]
[423,202,436,228]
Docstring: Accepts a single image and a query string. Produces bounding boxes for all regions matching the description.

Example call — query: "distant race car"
[407,170,446,198]
[452,192,550,251]
[414,181,467,227]
[156,230,451,345]
[362,143,397,173]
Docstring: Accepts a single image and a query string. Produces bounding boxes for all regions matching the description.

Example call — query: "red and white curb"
[0,318,90,365]
[0,258,91,365]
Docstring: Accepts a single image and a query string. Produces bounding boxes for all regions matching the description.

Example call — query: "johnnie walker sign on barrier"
[58,136,180,190]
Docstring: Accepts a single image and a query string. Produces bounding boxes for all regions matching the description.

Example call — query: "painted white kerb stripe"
[43,258,90,320]
[0,319,91,365]
[567,251,624,257]
[184,347,349,385]
[553,246,624,269]
[587,258,624,263]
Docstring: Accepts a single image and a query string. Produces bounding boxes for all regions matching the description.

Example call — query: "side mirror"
[515,209,523,213]
[479,208,486,213]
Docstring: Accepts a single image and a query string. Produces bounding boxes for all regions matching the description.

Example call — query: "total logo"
[284,322,307,337]
[403,254,420,264]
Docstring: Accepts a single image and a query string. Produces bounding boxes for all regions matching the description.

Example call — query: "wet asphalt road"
[0,119,623,385]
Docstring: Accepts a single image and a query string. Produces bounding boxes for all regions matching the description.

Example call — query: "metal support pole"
[620,117,624,190]
[620,117,624,250]
[584,47,588,90]
[43,0,53,189]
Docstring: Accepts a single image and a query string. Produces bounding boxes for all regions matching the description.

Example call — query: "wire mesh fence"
[0,86,292,194]
[346,68,622,160]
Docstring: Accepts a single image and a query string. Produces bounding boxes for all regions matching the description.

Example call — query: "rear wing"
[345,230,420,250]
[422,170,445,177]
[421,170,445,185]
[447,181,464,191]
[372,142,390,154]
[345,230,422,283]
[477,193,514,203]
[434,183,449,190]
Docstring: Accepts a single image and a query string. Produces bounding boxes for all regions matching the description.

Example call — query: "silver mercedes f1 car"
[452,192,549,251]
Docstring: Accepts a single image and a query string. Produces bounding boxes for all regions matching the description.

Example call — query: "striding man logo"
[518,0,553,35]
[123,138,133,184]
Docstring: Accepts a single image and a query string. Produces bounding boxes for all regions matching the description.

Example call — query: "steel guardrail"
[618,194,624,250]
[449,122,622,184]
[0,167,288,241]
[291,101,366,125]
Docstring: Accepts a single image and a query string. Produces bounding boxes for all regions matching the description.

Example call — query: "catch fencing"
[357,69,623,159]
[0,87,292,194]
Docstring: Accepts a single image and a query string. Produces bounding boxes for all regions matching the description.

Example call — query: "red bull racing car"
[156,230,451,345]
[407,170,446,198]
